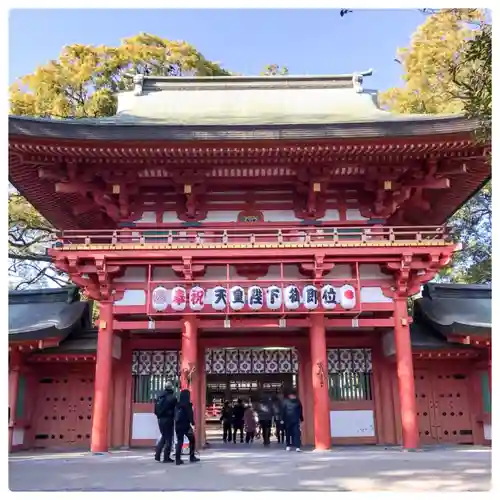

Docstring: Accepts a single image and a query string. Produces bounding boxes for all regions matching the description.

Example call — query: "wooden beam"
[407,178,450,189]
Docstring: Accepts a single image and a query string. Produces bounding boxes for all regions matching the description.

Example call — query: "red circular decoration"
[344,289,354,300]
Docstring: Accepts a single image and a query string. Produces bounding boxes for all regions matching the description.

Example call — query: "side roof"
[414,283,491,337]
[9,286,91,342]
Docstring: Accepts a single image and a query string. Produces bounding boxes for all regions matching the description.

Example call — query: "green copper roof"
[110,70,411,126]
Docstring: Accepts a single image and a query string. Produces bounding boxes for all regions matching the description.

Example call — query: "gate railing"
[51,225,451,249]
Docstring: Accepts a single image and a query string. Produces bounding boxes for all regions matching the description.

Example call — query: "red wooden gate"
[414,365,474,445]
[32,372,94,449]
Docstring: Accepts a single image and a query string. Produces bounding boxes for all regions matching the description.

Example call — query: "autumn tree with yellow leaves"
[379,9,491,284]
[8,33,230,289]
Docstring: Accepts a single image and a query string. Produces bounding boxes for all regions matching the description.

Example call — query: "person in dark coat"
[219,401,233,443]
[174,389,200,465]
[256,396,273,446]
[232,399,245,443]
[281,390,304,451]
[272,396,285,444]
[154,381,178,463]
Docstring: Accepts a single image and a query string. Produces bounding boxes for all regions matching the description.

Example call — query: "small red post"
[394,297,419,450]
[309,314,331,450]
[91,301,114,453]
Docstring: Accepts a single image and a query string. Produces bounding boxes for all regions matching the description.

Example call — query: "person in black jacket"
[232,399,245,443]
[256,396,273,446]
[174,389,200,465]
[281,390,304,452]
[154,381,178,463]
[219,401,233,443]
[272,396,285,444]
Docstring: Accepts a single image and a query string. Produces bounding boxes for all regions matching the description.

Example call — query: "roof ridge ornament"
[352,72,364,93]
[133,74,145,96]
[352,68,373,93]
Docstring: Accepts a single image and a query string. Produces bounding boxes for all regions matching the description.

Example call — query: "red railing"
[52,225,451,248]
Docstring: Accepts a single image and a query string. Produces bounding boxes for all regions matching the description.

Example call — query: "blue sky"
[9,8,425,91]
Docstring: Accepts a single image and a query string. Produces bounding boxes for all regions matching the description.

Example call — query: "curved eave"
[9,114,478,142]
[8,301,90,342]
[414,298,491,338]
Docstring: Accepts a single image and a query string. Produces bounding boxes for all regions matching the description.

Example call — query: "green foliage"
[8,33,230,288]
[380,9,491,284]
[440,182,491,284]
[379,9,484,114]
[9,33,231,119]
[261,64,289,76]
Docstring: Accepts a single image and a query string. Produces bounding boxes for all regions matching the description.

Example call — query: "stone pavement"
[8,443,491,491]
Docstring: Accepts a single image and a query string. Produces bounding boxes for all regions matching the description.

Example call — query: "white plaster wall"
[134,211,157,224]
[204,265,241,280]
[204,211,240,223]
[114,290,146,306]
[359,264,391,280]
[162,211,181,223]
[360,287,393,303]
[115,267,147,283]
[484,423,491,441]
[152,266,178,281]
[112,336,122,360]
[324,265,353,279]
[346,208,369,221]
[12,428,24,446]
[382,331,396,357]
[132,413,161,440]
[262,210,300,222]
[317,209,340,222]
[330,410,375,438]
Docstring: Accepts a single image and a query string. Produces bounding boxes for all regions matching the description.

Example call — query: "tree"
[379,9,491,284]
[9,33,231,288]
[10,33,230,119]
[379,9,484,114]
[8,188,70,289]
[261,64,289,76]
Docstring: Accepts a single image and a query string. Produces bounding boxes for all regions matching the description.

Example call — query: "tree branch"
[9,253,52,263]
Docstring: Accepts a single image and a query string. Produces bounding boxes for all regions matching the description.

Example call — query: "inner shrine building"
[8,70,491,452]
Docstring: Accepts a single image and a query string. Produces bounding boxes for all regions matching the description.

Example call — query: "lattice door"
[432,370,473,444]
[33,374,94,448]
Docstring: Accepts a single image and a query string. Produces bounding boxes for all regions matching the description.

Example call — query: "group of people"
[219,390,304,451]
[154,382,305,465]
[154,381,200,465]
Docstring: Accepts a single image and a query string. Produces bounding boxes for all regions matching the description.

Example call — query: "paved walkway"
[8,444,491,491]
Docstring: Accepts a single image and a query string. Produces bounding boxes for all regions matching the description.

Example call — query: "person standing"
[281,390,304,452]
[154,381,178,463]
[244,403,257,443]
[232,398,245,443]
[256,396,273,446]
[219,401,233,443]
[272,396,285,444]
[174,389,200,465]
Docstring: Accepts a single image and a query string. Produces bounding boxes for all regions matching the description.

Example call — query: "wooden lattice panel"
[205,348,298,375]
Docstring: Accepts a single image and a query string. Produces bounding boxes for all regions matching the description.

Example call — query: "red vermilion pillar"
[197,345,206,448]
[298,345,314,446]
[394,297,419,450]
[8,352,22,452]
[309,314,331,450]
[91,301,114,453]
[181,316,198,425]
